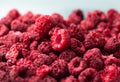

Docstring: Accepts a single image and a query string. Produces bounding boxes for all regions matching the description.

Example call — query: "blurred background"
[0,0,120,19]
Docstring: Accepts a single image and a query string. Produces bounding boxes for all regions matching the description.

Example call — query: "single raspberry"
[70,38,85,56]
[0,24,9,36]
[59,50,76,62]
[104,37,120,53]
[83,48,104,70]
[78,68,101,82]
[42,76,57,82]
[51,59,68,79]
[100,64,120,82]
[68,57,87,76]
[33,54,53,67]
[60,75,79,82]
[35,15,55,39]
[36,65,51,78]
[30,41,38,50]
[7,9,20,20]
[38,41,52,54]
[68,9,83,24]
[69,23,85,41]
[11,19,27,31]
[51,29,70,51]
[84,31,106,49]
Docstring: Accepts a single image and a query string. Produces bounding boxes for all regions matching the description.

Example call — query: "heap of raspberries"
[0,9,120,82]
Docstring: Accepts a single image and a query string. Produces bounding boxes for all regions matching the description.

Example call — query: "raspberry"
[100,64,120,82]
[48,27,60,37]
[68,9,83,24]
[42,76,57,82]
[78,68,101,82]
[30,41,38,50]
[59,50,76,62]
[38,41,52,54]
[60,75,79,82]
[69,23,85,41]
[68,57,87,76]
[36,65,51,78]
[83,48,104,70]
[28,76,42,82]
[7,9,20,20]
[51,59,68,79]
[35,15,55,39]
[84,31,106,49]
[51,29,70,51]
[0,70,10,82]
[49,52,58,61]
[0,24,9,36]
[33,53,53,67]
[11,19,27,31]
[70,38,86,56]
[104,37,120,53]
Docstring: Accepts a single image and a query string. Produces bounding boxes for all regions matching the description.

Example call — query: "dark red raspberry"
[38,41,52,54]
[69,23,85,41]
[0,24,9,36]
[30,41,38,50]
[42,76,57,82]
[70,38,86,56]
[35,15,55,39]
[78,68,101,82]
[60,75,79,82]
[68,9,83,24]
[104,37,120,53]
[68,57,87,76]
[59,50,76,62]
[0,70,10,82]
[84,31,106,49]
[49,52,58,61]
[7,9,20,20]
[114,49,120,58]
[11,19,27,31]
[51,29,70,51]
[36,65,51,78]
[83,48,104,70]
[51,59,68,79]
[33,53,53,67]
[100,64,120,82]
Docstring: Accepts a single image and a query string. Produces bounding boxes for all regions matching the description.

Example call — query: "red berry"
[0,24,9,36]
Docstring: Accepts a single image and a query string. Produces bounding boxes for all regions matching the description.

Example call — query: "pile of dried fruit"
[0,9,120,82]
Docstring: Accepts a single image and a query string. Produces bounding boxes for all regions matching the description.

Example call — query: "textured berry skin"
[35,15,55,39]
[59,50,76,62]
[36,65,51,78]
[100,64,120,82]
[68,9,83,24]
[78,68,101,82]
[38,41,52,54]
[83,48,104,70]
[30,41,38,50]
[68,57,87,76]
[42,76,57,82]
[51,59,68,79]
[0,24,9,36]
[51,29,70,51]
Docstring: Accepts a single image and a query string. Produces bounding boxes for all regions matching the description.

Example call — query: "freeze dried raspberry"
[84,31,106,49]
[35,15,55,39]
[51,29,70,51]
[104,37,120,53]
[0,24,8,36]
[68,9,83,24]
[49,52,58,61]
[0,70,10,82]
[48,27,60,37]
[42,76,57,82]
[38,41,52,54]
[30,41,38,50]
[59,50,76,62]
[78,68,101,82]
[7,9,20,20]
[68,57,87,76]
[60,75,79,82]
[107,9,119,22]
[36,65,51,78]
[114,49,120,58]
[11,19,27,31]
[70,38,85,56]
[51,59,68,79]
[100,64,120,82]
[69,23,85,41]
[28,76,42,82]
[83,48,103,70]
[33,54,53,67]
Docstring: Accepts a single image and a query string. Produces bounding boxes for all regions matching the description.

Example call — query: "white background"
[0,0,120,19]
